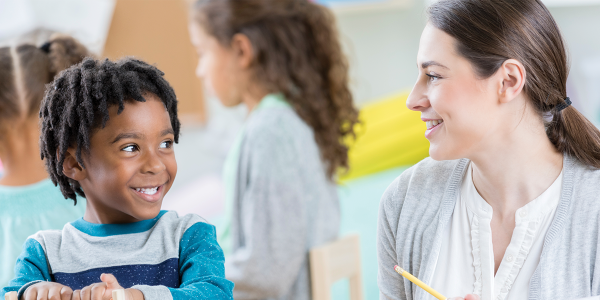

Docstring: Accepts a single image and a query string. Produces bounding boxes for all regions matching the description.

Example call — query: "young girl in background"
[190,0,359,298]
[0,35,88,287]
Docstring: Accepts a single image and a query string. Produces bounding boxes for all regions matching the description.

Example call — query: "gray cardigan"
[226,105,340,300]
[377,156,600,300]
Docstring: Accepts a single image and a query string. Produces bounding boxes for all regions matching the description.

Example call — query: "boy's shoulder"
[155,210,213,239]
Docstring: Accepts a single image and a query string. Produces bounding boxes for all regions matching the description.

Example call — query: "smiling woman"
[377,0,600,300]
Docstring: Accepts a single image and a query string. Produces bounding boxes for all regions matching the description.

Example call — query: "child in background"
[190,0,359,299]
[0,35,88,287]
[1,57,233,300]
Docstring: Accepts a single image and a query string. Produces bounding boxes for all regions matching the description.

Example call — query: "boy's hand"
[71,273,143,300]
[22,281,73,300]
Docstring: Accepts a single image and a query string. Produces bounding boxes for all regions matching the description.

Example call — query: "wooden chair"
[4,292,17,300]
[309,234,364,300]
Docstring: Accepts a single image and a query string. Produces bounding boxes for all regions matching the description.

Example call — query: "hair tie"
[40,42,52,53]
[556,97,571,112]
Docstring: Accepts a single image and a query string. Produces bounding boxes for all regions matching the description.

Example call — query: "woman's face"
[407,23,504,161]
[189,23,243,107]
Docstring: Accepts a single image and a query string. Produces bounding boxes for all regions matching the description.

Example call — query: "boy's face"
[76,93,177,223]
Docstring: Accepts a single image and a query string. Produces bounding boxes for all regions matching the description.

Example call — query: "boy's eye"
[160,140,173,149]
[122,145,138,152]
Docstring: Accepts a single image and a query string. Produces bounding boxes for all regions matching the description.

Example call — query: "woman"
[377,0,600,299]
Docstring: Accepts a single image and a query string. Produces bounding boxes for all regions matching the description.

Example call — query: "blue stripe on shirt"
[53,258,180,290]
[70,211,168,237]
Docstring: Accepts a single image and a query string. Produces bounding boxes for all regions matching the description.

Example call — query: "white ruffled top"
[428,162,563,300]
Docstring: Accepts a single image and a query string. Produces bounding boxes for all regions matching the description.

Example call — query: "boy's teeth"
[135,187,159,195]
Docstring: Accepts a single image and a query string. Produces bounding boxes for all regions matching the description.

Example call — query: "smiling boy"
[1,58,234,300]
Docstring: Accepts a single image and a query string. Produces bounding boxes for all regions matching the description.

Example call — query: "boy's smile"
[65,93,177,224]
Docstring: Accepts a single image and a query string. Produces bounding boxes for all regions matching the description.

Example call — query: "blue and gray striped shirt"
[1,210,234,299]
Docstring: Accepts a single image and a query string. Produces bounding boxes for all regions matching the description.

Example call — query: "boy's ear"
[62,148,87,181]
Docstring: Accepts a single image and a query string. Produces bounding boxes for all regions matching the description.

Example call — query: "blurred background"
[1,0,599,298]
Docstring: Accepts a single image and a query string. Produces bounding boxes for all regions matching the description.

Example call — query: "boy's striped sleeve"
[1,238,52,299]
[163,221,233,299]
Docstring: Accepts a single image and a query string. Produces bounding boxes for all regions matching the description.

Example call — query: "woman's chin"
[428,144,461,161]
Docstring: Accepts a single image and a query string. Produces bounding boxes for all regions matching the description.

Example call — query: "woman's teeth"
[135,187,158,195]
[426,119,444,130]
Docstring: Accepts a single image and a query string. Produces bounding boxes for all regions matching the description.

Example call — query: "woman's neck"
[469,112,563,218]
[0,118,48,186]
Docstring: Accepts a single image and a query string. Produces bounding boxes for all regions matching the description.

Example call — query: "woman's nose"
[406,80,430,112]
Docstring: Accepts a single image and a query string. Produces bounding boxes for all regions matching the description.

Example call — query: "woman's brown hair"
[0,35,89,129]
[429,0,600,168]
[192,0,359,178]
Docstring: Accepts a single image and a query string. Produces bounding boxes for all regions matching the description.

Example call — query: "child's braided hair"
[39,57,181,203]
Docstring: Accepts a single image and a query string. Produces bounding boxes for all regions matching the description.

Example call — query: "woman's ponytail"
[548,106,600,168]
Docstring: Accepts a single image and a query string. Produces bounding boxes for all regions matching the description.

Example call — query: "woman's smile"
[423,118,444,139]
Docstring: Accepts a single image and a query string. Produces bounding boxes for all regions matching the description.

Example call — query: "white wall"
[335,1,600,125]
[335,0,427,106]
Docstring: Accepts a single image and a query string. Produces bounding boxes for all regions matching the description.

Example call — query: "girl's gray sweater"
[377,156,600,300]
[225,105,340,300]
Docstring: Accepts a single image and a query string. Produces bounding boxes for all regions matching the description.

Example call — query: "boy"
[1,58,233,300]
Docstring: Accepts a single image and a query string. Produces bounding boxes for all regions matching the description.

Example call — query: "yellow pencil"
[394,265,447,300]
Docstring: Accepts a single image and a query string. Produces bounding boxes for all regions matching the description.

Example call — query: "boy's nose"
[141,152,167,174]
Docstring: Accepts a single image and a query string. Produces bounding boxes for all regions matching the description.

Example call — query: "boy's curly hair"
[39,57,181,203]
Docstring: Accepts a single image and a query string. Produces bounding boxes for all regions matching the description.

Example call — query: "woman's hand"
[448,294,480,300]
[71,273,144,300]
[22,282,73,300]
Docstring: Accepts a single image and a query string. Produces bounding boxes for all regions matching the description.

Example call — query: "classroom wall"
[335,0,426,106]
[335,1,600,125]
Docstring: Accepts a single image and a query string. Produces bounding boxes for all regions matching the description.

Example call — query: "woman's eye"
[160,140,173,149]
[122,145,138,152]
[426,73,441,82]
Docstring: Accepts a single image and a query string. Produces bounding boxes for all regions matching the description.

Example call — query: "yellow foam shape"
[340,92,430,181]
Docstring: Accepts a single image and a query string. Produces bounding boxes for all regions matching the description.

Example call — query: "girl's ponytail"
[0,35,89,123]
[548,105,600,168]
[44,35,90,78]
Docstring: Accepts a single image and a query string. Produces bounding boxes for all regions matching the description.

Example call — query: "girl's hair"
[428,0,600,168]
[40,58,181,202]
[0,35,89,129]
[192,0,359,178]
